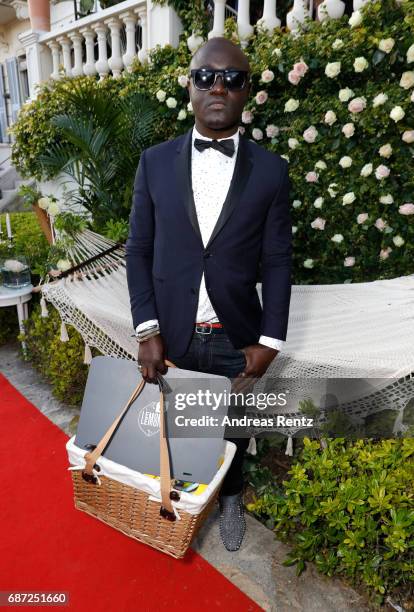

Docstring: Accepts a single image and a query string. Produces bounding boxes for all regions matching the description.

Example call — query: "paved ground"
[0,339,371,612]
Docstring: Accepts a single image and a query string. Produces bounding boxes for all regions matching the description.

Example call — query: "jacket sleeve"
[125,149,159,329]
[260,159,293,341]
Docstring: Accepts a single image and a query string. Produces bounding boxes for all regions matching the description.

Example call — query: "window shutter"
[0,63,9,143]
[6,57,23,124]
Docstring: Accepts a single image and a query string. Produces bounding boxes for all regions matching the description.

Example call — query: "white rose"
[288,138,299,149]
[325,62,341,78]
[354,56,369,72]
[281,154,290,162]
[339,87,354,102]
[357,213,369,224]
[343,192,356,205]
[56,259,72,272]
[339,156,353,168]
[392,235,405,247]
[266,124,279,138]
[378,38,395,54]
[402,130,414,144]
[342,122,355,138]
[177,109,187,121]
[372,92,388,107]
[375,164,391,180]
[272,48,282,58]
[315,160,327,170]
[360,163,373,177]
[380,194,394,204]
[292,226,298,234]
[292,200,302,208]
[252,127,263,140]
[375,217,387,231]
[411,90,414,102]
[156,89,166,102]
[47,201,60,216]
[348,10,362,28]
[38,196,52,210]
[379,143,393,158]
[255,90,268,105]
[313,197,324,208]
[344,256,355,267]
[324,110,337,126]
[284,98,300,112]
[331,233,344,243]
[311,217,326,230]
[242,110,254,124]
[303,125,318,143]
[187,101,193,112]
[177,75,189,87]
[303,258,314,269]
[332,39,344,50]
[407,43,414,63]
[166,97,177,108]
[328,183,339,198]
[400,71,414,90]
[261,69,274,83]
[390,106,405,122]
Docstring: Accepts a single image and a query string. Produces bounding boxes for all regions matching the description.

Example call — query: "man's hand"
[138,334,167,383]
[232,343,278,393]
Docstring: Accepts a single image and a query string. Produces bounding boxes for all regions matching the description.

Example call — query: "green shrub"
[248,437,414,604]
[0,211,49,277]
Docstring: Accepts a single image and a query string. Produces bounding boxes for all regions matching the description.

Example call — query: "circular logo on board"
[137,401,160,437]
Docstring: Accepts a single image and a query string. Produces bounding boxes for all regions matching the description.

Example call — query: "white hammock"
[40,229,414,453]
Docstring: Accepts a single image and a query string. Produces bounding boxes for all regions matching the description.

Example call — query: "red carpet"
[0,373,260,611]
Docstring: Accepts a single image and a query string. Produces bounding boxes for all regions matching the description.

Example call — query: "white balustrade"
[208,0,226,39]
[105,17,124,78]
[258,0,281,32]
[120,11,138,72]
[237,0,253,47]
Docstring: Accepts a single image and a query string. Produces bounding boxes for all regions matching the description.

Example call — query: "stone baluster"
[136,9,148,64]
[93,22,109,80]
[105,17,123,77]
[69,32,84,77]
[237,0,253,47]
[79,28,97,77]
[56,36,72,77]
[208,0,226,39]
[260,0,281,32]
[47,40,61,80]
[120,11,137,72]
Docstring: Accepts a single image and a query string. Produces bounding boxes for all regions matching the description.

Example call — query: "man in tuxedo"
[125,37,292,550]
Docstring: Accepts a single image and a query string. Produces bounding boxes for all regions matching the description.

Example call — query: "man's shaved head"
[190,37,250,72]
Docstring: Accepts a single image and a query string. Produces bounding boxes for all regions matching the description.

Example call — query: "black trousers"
[169,326,249,496]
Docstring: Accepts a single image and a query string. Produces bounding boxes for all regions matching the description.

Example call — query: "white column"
[69,31,84,77]
[80,28,97,76]
[120,11,137,72]
[136,9,148,64]
[17,30,53,99]
[208,0,226,39]
[146,0,183,50]
[105,17,124,77]
[57,35,72,77]
[93,23,109,80]
[237,0,253,47]
[260,0,281,32]
[47,40,61,80]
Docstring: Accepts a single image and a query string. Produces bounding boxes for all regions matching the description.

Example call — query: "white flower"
[379,143,393,158]
[255,90,268,105]
[357,213,369,224]
[292,200,302,208]
[252,128,263,140]
[324,110,337,126]
[303,125,318,143]
[375,217,387,231]
[281,154,290,162]
[311,217,326,230]
[313,197,324,208]
[390,105,405,122]
[242,110,253,124]
[156,89,166,102]
[339,87,354,102]
[407,43,414,63]
[177,109,187,121]
[56,259,72,272]
[392,235,405,247]
[261,69,274,83]
[38,196,52,210]
[47,201,60,216]
[360,163,373,177]
[379,247,392,260]
[315,160,327,170]
[378,38,395,54]
[305,171,319,183]
[339,156,353,168]
[3,259,26,273]
[284,98,300,112]
[342,123,355,138]
[331,233,344,243]
[380,194,394,204]
[266,124,279,138]
[349,10,362,28]
[402,130,414,143]
[399,203,414,215]
[272,48,282,58]
[348,97,367,113]
[344,256,355,267]
[292,226,298,234]
[325,62,341,78]
[332,38,344,50]
[166,96,177,108]
[411,90,414,102]
[343,192,356,205]
[187,101,193,112]
[372,92,388,107]
[400,71,414,90]
[177,75,189,87]
[375,164,390,180]
[354,56,369,72]
[328,183,338,198]
[288,137,299,149]
[303,258,314,269]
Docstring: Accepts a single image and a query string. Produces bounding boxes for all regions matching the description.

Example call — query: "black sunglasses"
[189,68,250,91]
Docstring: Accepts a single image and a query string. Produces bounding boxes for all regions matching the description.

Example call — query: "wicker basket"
[67,363,235,559]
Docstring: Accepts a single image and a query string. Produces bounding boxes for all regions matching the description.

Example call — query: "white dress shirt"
[136,124,284,352]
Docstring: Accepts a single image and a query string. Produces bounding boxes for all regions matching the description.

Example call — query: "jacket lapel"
[175,128,203,244]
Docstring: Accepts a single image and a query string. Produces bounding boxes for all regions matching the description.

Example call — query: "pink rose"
[344,256,355,267]
[252,127,263,140]
[242,110,253,124]
[399,203,414,215]
[238,126,246,135]
[293,61,308,77]
[375,218,387,231]
[306,171,319,183]
[255,90,268,105]
[357,213,368,224]
[375,164,390,180]
[261,69,274,83]
[303,126,318,143]
[288,70,301,85]
[379,247,392,260]
[348,97,367,113]
[311,217,326,230]
[266,124,279,138]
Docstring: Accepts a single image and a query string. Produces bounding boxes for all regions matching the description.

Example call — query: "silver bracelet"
[137,329,160,343]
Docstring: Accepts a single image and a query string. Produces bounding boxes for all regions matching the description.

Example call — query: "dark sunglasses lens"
[194,70,216,90]
[225,71,247,90]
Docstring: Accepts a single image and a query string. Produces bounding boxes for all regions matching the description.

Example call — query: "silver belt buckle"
[196,322,212,334]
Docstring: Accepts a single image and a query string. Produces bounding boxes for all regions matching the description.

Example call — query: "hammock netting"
[40,229,414,452]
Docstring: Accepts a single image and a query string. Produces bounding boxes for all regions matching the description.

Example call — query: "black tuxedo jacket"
[125,126,292,360]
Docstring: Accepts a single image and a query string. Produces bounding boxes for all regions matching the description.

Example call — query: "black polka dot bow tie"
[194,138,235,158]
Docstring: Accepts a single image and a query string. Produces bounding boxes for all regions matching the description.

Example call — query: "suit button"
[204,252,212,259]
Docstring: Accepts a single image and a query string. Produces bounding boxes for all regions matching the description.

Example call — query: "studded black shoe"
[218,492,246,551]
